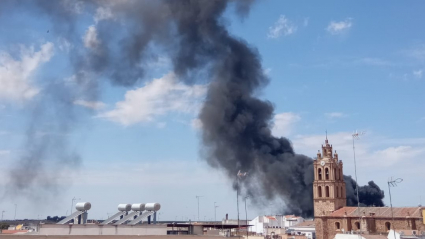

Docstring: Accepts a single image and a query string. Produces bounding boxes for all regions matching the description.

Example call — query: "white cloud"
[94,7,114,23]
[100,72,207,126]
[263,68,272,75]
[61,0,84,14]
[405,45,425,61]
[0,42,54,101]
[267,15,297,39]
[145,56,171,69]
[74,100,106,110]
[303,18,309,27]
[191,118,203,130]
[272,112,301,137]
[156,122,167,129]
[326,18,352,35]
[292,132,425,170]
[413,70,423,78]
[358,58,391,66]
[367,146,424,167]
[292,132,355,158]
[325,112,347,119]
[0,150,10,156]
[57,37,72,52]
[83,25,101,50]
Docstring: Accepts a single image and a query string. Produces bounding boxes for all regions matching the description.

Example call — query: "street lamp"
[196,195,203,221]
[214,202,219,222]
[388,177,403,239]
[237,170,247,236]
[70,197,81,214]
[244,196,249,239]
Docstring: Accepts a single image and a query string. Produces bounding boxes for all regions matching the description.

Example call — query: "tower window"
[336,186,339,197]
[335,222,341,230]
[318,168,322,180]
[340,187,343,198]
[334,168,337,180]
[385,222,391,231]
[355,222,360,230]
[318,186,322,197]
[325,168,329,180]
[325,186,330,197]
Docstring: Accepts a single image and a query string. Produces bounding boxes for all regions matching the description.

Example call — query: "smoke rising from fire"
[2,0,384,215]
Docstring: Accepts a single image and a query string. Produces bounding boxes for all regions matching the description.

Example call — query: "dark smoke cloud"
[3,83,82,200]
[345,176,385,207]
[2,0,384,215]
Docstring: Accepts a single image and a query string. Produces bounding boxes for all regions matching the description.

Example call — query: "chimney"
[226,213,228,220]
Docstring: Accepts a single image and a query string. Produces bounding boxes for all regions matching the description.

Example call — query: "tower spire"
[325,130,328,144]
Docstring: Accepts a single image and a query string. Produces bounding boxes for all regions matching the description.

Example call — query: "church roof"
[329,207,424,218]
[291,220,315,228]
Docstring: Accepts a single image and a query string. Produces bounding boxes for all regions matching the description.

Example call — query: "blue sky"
[0,0,424,221]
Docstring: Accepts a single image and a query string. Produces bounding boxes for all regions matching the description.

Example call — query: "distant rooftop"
[329,207,424,218]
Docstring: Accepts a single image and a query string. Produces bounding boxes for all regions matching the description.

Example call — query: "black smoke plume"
[2,0,384,215]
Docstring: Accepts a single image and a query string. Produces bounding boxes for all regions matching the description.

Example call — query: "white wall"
[38,224,167,235]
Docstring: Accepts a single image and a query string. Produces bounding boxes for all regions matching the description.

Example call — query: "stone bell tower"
[313,137,346,217]
[313,137,347,239]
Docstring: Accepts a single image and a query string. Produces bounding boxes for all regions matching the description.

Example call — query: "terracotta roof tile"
[291,221,315,228]
[329,207,423,218]
[362,235,387,239]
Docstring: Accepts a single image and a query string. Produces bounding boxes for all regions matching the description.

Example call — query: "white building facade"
[249,215,305,236]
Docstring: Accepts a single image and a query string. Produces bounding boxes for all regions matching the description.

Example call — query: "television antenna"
[388,177,403,239]
[352,130,365,235]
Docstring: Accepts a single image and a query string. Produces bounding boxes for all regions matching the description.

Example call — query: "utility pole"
[388,177,403,239]
[1,211,5,221]
[237,170,247,237]
[244,196,249,239]
[214,202,219,222]
[352,130,365,234]
[14,204,17,220]
[196,195,203,221]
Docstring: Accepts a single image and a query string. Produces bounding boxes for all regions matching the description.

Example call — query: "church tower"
[313,137,346,217]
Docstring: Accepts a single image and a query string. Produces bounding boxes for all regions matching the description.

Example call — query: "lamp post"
[237,170,247,237]
[70,197,81,214]
[352,130,365,233]
[214,202,219,222]
[14,204,17,220]
[196,195,203,221]
[244,196,249,239]
[388,177,403,239]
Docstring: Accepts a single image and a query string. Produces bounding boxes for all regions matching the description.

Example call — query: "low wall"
[39,224,167,236]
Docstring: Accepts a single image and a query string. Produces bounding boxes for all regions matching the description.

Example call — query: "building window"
[336,186,339,197]
[355,222,360,230]
[385,222,391,231]
[318,168,322,180]
[334,168,337,180]
[318,186,322,197]
[340,187,343,198]
[325,168,329,180]
[335,222,341,230]
[325,186,330,197]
